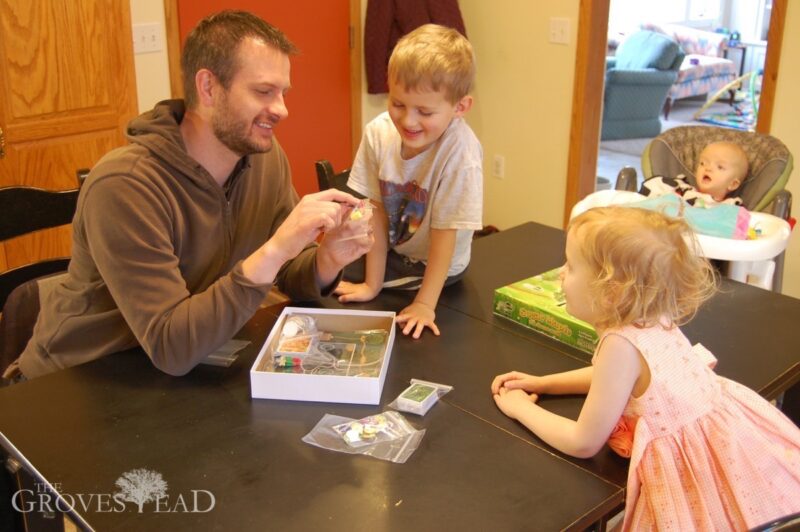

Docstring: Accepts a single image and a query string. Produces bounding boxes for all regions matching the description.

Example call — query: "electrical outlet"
[493,155,505,179]
[132,22,164,54]
[549,18,570,45]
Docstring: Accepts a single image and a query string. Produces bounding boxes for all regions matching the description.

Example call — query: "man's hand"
[277,190,361,260]
[396,301,439,339]
[316,200,374,285]
[243,189,362,285]
[335,281,380,303]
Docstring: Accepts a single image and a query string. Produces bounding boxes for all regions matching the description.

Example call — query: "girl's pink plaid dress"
[599,324,800,531]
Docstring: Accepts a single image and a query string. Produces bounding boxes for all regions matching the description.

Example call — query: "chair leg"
[782,383,800,428]
[662,97,672,120]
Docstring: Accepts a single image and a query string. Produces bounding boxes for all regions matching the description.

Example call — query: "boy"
[335,24,483,339]
[640,141,749,207]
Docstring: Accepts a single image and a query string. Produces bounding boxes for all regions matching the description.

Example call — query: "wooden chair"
[749,511,800,531]
[0,185,81,372]
[314,160,364,198]
[0,186,80,308]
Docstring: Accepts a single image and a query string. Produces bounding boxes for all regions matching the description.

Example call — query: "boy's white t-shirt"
[347,112,483,276]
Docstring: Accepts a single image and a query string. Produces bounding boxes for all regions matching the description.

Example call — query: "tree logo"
[114,468,168,513]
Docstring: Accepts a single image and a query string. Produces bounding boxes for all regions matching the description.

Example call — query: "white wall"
[129,0,172,112]
[456,1,579,230]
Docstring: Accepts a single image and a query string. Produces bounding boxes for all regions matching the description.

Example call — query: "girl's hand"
[491,371,544,395]
[493,387,539,420]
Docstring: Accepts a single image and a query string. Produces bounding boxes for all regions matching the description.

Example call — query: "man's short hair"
[388,24,475,103]
[181,10,298,109]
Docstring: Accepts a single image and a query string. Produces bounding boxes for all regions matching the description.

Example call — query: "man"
[4,10,371,380]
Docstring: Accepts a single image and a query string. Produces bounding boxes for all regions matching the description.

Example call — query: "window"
[609,0,722,31]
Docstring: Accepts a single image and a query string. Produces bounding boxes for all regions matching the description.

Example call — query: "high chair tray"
[571,190,792,262]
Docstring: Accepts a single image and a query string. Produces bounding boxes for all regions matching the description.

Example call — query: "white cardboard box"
[250,307,396,404]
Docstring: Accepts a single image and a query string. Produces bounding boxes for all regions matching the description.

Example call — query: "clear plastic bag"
[302,411,425,463]
[338,200,374,242]
[388,379,453,416]
[273,329,389,377]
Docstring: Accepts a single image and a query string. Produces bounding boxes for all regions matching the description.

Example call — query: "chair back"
[315,160,348,192]
[641,126,793,212]
[314,160,364,198]
[615,30,684,72]
[602,31,684,140]
[749,511,800,532]
[0,186,79,308]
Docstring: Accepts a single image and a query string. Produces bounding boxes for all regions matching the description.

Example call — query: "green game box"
[492,268,598,354]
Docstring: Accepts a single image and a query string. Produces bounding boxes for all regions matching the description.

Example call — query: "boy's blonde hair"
[388,24,475,103]
[568,207,717,330]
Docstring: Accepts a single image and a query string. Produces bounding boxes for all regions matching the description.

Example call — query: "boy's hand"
[396,301,439,339]
[493,387,539,420]
[334,281,380,303]
[490,371,544,395]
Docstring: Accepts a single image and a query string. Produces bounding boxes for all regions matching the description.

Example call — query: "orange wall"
[177,1,352,196]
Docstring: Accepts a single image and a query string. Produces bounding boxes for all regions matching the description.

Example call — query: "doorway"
[598,0,776,188]
[562,0,786,227]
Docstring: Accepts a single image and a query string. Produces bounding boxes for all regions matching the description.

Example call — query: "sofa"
[642,23,738,119]
[601,30,684,141]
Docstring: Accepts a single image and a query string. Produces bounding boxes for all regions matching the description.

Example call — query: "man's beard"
[211,93,272,157]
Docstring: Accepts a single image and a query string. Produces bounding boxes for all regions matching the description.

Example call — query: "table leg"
[588,503,625,531]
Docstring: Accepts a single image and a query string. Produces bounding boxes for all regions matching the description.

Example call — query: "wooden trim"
[350,0,362,158]
[164,0,184,100]
[756,0,786,134]
[563,0,610,228]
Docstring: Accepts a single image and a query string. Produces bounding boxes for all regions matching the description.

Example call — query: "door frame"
[562,0,787,227]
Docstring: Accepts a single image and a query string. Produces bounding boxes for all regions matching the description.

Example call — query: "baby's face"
[694,143,747,201]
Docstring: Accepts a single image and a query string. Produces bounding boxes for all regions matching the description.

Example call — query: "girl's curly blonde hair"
[568,206,718,330]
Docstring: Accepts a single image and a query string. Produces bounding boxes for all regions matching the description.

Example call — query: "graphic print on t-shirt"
[380,180,429,246]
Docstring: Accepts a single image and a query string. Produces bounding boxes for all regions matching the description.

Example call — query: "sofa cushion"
[616,30,681,71]
[676,55,737,83]
[642,22,728,57]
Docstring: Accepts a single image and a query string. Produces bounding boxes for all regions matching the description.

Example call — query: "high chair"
[575,126,793,292]
[638,126,792,213]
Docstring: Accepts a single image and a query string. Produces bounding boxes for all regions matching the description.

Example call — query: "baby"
[640,141,749,207]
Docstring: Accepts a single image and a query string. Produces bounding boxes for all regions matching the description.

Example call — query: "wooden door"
[0,0,138,272]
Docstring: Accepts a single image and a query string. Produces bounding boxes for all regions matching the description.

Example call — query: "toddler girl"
[491,206,800,530]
